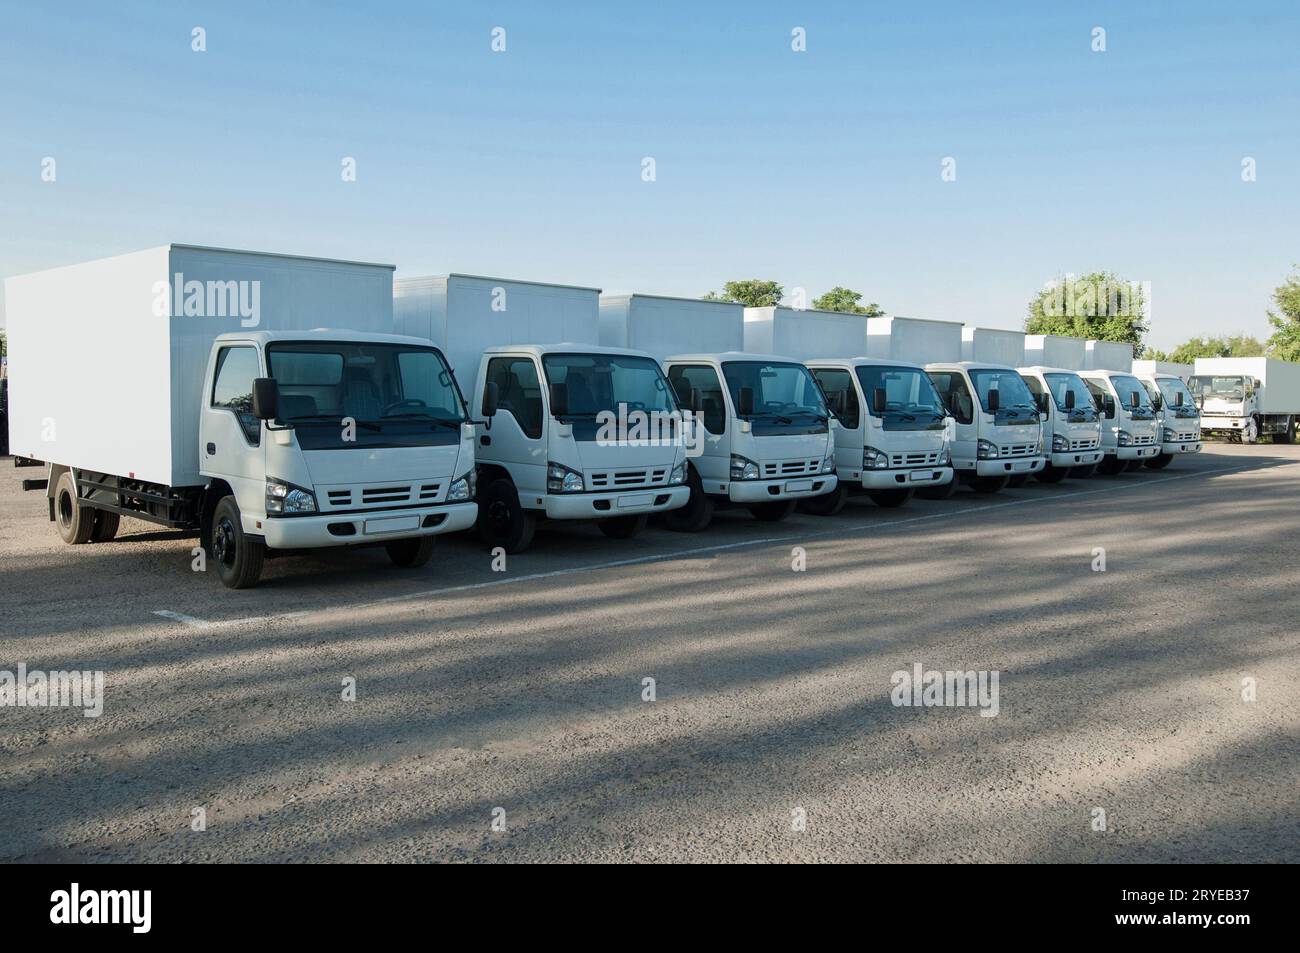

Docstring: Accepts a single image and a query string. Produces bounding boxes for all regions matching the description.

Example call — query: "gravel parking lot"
[1,444,1297,862]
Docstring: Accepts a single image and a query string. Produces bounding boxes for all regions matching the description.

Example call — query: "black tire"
[1124,458,1145,472]
[54,471,95,544]
[799,483,849,516]
[1274,416,1295,444]
[664,467,714,532]
[866,488,912,508]
[598,513,649,539]
[917,478,959,500]
[1035,465,1069,483]
[1145,453,1174,470]
[90,510,120,542]
[1006,475,1029,488]
[386,535,436,567]
[1071,463,1099,479]
[971,476,1009,494]
[477,478,537,553]
[209,495,264,589]
[1097,457,1125,476]
[748,500,797,522]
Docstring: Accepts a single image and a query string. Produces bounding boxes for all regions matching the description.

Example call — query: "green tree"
[811,286,884,316]
[702,280,783,308]
[1265,265,1300,362]
[1025,271,1149,357]
[1166,334,1265,365]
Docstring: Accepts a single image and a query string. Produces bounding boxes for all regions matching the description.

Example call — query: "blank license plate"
[364,515,420,535]
[617,493,654,509]
[909,470,937,482]
[785,480,814,492]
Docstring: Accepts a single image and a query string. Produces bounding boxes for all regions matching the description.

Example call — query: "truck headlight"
[939,445,952,466]
[821,454,836,474]
[669,463,687,485]
[265,478,317,514]
[546,462,585,493]
[862,446,889,469]
[976,439,998,459]
[730,454,760,480]
[447,468,477,502]
[1117,430,1132,447]
[1051,433,1068,452]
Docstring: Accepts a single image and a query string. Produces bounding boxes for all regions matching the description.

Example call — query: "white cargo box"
[1132,359,1193,380]
[5,244,395,487]
[865,316,963,364]
[742,306,866,360]
[1084,339,1134,372]
[1193,357,1300,414]
[599,294,743,360]
[1024,334,1086,370]
[395,274,600,396]
[962,327,1026,366]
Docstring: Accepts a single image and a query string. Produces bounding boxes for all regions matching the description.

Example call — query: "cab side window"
[211,346,261,445]
[668,364,726,434]
[1084,379,1113,418]
[1021,374,1046,412]
[810,368,859,429]
[485,357,543,439]
[927,372,974,425]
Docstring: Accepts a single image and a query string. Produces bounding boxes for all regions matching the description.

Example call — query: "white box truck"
[6,245,481,588]
[1023,334,1086,371]
[1189,357,1300,443]
[1077,370,1162,472]
[1083,339,1134,372]
[738,307,953,511]
[1132,359,1193,380]
[924,362,1047,492]
[1017,367,1105,480]
[866,316,964,364]
[1134,371,1202,467]
[396,276,691,551]
[962,327,1026,367]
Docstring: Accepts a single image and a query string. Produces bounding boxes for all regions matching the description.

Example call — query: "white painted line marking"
[152,610,212,628]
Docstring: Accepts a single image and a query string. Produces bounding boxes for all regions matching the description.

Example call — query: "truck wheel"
[477,478,537,553]
[90,510,120,542]
[386,535,436,567]
[1124,458,1145,472]
[598,514,649,539]
[1145,453,1174,470]
[1097,457,1125,476]
[1035,465,1068,483]
[209,495,264,589]
[54,471,95,544]
[748,500,797,522]
[1070,463,1098,479]
[1274,416,1295,444]
[664,468,714,532]
[799,483,848,516]
[917,479,958,500]
[971,476,1008,494]
[866,488,912,508]
[1006,475,1029,488]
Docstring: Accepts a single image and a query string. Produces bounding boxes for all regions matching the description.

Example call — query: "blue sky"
[2,1,1297,349]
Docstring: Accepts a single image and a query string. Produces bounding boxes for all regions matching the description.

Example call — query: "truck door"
[927,371,976,470]
[481,356,547,501]
[666,364,728,492]
[201,344,268,519]
[809,367,860,472]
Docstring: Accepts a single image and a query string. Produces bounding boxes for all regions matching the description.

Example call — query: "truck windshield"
[968,368,1040,426]
[266,342,466,450]
[1043,373,1099,422]
[1189,375,1245,401]
[1154,378,1199,417]
[855,365,947,431]
[1109,374,1155,419]
[721,361,830,435]
[541,353,678,416]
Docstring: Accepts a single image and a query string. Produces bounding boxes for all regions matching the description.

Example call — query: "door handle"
[206,443,216,455]
[479,436,491,446]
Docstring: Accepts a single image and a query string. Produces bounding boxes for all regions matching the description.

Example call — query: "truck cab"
[468,344,691,551]
[803,357,953,513]
[662,353,838,530]
[198,330,481,585]
[1077,370,1161,473]
[1137,372,1202,466]
[924,362,1046,492]
[1017,366,1104,481]
[1187,372,1264,442]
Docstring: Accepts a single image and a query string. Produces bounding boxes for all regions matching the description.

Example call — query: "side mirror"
[1065,389,1076,410]
[1129,390,1140,409]
[482,381,500,418]
[671,378,692,409]
[1175,391,1183,407]
[736,386,755,418]
[1036,392,1050,413]
[987,388,1000,413]
[834,390,849,417]
[1151,392,1163,411]
[251,378,279,421]
[549,382,569,418]
[872,387,887,415]
[1254,379,1262,390]
[1104,395,1116,417]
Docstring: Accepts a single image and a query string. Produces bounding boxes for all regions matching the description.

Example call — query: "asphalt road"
[1,445,1297,862]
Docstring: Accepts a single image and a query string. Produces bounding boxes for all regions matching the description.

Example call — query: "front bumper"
[975,457,1044,477]
[728,474,838,502]
[259,501,478,549]
[859,466,953,490]
[1050,449,1104,468]
[543,485,690,519]
[1161,440,1202,455]
[1116,445,1159,461]
[1201,417,1245,431]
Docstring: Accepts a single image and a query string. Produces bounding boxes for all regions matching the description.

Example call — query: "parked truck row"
[8,245,1281,590]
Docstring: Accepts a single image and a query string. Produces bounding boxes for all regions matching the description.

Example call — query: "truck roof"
[925,360,1019,372]
[1018,365,1086,376]
[441,272,602,293]
[6,242,397,280]
[664,351,804,364]
[480,343,658,360]
[602,292,741,307]
[803,357,924,370]
[217,329,436,347]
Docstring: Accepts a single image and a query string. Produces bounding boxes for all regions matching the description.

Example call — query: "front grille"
[1132,434,1156,447]
[327,490,352,507]
[761,459,819,478]
[362,485,412,504]
[418,484,441,500]
[1069,438,1099,451]
[888,451,940,467]
[1001,444,1038,458]
[588,469,666,490]
[1173,431,1198,442]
